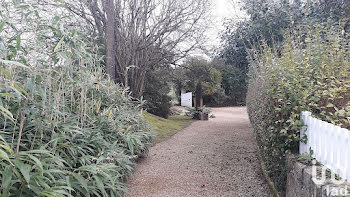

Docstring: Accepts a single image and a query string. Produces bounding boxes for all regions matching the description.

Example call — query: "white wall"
[181,92,192,107]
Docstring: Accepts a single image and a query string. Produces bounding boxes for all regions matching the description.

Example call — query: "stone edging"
[256,150,280,197]
[286,154,350,197]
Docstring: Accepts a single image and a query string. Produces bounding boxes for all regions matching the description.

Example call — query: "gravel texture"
[125,107,272,197]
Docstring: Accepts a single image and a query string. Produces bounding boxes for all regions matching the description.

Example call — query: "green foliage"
[173,57,223,108]
[219,0,291,105]
[143,67,172,118]
[247,24,350,195]
[209,58,246,106]
[185,106,212,116]
[298,148,314,165]
[220,0,350,107]
[173,67,187,104]
[185,106,212,120]
[0,2,152,196]
[202,86,229,107]
[181,57,222,96]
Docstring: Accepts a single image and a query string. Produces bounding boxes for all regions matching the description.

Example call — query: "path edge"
[256,149,280,197]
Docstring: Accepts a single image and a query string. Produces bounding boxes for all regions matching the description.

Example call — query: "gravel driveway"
[125,107,272,197]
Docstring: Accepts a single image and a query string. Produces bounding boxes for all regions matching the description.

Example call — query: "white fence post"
[300,111,312,155]
[339,128,348,178]
[300,111,350,181]
[299,112,306,154]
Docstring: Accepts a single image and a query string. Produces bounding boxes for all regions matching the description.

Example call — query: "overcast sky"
[189,0,247,59]
[209,0,247,45]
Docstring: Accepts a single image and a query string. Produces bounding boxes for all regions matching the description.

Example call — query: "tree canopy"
[219,0,350,106]
[183,57,222,96]
[62,0,211,97]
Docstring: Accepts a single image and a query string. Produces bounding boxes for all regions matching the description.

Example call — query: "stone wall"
[286,155,350,197]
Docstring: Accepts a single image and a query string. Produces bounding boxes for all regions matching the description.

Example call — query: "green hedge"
[247,24,350,195]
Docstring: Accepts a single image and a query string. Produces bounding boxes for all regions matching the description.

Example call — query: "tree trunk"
[105,0,116,81]
[195,82,202,109]
[129,68,146,98]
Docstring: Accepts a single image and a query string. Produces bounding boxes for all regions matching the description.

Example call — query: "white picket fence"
[299,111,350,181]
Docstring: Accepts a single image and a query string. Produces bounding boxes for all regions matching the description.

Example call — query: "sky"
[194,0,247,59]
[208,0,247,47]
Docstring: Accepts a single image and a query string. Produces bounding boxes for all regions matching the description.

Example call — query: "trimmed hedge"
[247,24,350,195]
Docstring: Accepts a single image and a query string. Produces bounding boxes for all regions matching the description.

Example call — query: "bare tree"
[63,0,211,97]
[105,0,116,80]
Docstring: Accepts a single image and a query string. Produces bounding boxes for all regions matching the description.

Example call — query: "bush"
[185,106,212,120]
[211,58,247,106]
[1,63,152,196]
[0,4,152,196]
[145,93,172,119]
[247,24,350,195]
[143,67,172,118]
[203,86,232,107]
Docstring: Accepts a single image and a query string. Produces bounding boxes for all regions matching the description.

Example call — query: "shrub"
[143,67,172,118]
[185,106,212,120]
[0,3,152,196]
[203,86,230,107]
[246,24,350,195]
[211,58,247,106]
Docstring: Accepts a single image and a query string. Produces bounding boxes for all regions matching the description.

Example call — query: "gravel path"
[125,107,272,197]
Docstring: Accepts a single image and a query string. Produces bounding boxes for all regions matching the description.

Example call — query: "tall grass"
[0,2,152,196]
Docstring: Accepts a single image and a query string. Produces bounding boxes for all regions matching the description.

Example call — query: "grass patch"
[143,112,195,144]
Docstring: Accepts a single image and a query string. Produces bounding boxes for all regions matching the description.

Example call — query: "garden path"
[125,107,272,197]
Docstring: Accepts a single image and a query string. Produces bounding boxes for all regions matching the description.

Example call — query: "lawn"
[143,112,195,144]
